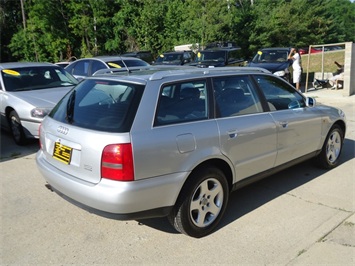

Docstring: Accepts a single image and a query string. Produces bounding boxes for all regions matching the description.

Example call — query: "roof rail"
[92,65,193,76]
[92,66,271,79]
[148,66,271,80]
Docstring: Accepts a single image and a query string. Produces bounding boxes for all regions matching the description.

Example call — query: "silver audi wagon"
[36,66,346,238]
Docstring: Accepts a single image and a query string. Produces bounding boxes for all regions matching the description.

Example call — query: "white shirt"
[292,53,302,71]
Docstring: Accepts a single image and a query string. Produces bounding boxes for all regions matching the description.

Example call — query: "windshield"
[1,66,78,92]
[195,51,226,62]
[107,60,149,69]
[155,54,182,64]
[252,50,289,63]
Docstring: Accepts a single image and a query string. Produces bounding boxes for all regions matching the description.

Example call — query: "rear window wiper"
[66,90,76,124]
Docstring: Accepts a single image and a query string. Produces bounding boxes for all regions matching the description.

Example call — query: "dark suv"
[120,51,154,64]
[190,42,244,68]
[153,51,195,65]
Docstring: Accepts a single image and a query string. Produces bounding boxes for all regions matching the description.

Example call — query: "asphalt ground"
[1,88,354,265]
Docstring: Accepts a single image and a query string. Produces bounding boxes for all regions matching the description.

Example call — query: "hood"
[248,61,290,72]
[153,62,182,66]
[10,86,73,108]
[190,61,226,68]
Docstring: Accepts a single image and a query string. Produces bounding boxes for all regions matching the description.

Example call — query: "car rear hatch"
[39,78,145,184]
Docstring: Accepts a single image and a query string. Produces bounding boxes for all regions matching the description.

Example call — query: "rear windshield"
[49,79,145,132]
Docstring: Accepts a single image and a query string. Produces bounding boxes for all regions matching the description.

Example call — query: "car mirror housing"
[306,97,316,107]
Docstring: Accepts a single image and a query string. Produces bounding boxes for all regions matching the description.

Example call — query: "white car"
[0,62,78,145]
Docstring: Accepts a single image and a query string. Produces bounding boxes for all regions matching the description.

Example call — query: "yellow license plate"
[53,142,72,164]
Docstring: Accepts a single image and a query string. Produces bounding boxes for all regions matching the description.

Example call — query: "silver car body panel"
[36,151,185,213]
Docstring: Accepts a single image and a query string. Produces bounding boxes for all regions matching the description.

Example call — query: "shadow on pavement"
[0,129,39,162]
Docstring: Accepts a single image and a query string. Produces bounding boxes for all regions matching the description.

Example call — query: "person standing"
[288,47,302,91]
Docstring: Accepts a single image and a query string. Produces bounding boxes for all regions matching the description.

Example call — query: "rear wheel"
[169,167,229,238]
[315,124,343,169]
[9,110,26,145]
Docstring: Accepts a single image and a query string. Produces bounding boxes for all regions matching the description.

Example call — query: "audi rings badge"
[57,126,69,135]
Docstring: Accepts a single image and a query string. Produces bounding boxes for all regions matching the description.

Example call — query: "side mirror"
[306,97,316,107]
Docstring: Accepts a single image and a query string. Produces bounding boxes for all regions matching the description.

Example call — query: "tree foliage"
[1,0,354,62]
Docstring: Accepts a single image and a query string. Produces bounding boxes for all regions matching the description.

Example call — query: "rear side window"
[50,79,144,132]
[155,80,208,126]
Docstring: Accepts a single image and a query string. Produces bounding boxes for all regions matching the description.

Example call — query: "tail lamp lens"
[101,144,134,181]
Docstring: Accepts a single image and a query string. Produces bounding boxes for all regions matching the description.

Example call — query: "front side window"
[50,79,144,132]
[213,75,263,117]
[155,80,208,126]
[254,75,305,110]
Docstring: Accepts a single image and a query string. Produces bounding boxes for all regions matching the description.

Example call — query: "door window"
[72,61,89,76]
[213,75,263,117]
[155,80,208,126]
[254,75,305,110]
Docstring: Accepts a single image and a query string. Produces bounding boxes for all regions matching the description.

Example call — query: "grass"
[302,50,345,73]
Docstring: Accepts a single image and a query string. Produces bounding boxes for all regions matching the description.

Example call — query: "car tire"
[9,110,26,145]
[168,167,229,238]
[315,124,344,169]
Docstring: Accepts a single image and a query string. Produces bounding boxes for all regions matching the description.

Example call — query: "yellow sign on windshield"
[2,69,20,76]
[257,51,262,55]
[108,63,122,68]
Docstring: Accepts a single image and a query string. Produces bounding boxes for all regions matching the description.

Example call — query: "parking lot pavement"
[1,91,354,265]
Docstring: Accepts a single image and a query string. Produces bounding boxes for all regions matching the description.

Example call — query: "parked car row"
[299,45,344,55]
[1,41,346,145]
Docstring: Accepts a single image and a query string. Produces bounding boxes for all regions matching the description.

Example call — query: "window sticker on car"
[257,51,262,55]
[2,69,21,76]
[197,52,201,58]
[108,63,121,68]
[53,142,73,164]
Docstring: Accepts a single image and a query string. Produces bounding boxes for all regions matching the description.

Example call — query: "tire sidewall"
[176,167,229,238]
[9,110,26,145]
[317,125,343,169]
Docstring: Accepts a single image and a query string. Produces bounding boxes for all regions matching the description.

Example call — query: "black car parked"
[247,47,292,83]
[190,41,245,68]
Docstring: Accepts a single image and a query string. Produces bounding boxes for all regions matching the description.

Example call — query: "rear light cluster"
[101,144,134,181]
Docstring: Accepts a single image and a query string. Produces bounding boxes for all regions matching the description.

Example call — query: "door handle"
[227,129,238,139]
[279,121,288,128]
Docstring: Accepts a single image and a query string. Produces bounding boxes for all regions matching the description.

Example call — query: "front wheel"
[168,167,229,238]
[315,124,344,169]
[9,110,26,145]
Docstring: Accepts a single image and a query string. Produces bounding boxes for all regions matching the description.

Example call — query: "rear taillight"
[101,144,134,181]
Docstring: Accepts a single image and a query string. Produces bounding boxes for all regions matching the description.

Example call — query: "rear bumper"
[36,150,186,219]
